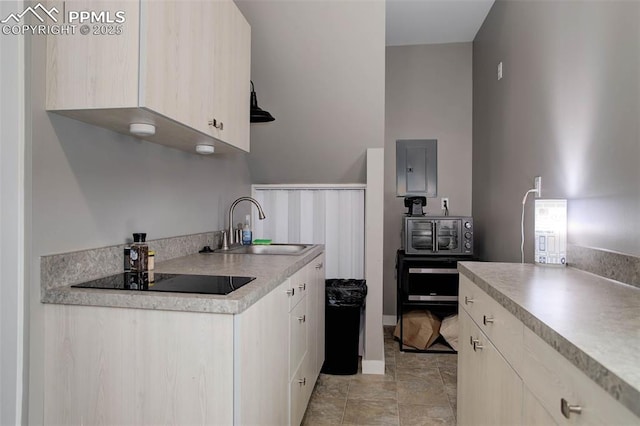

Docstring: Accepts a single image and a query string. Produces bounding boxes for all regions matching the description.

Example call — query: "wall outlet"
[441,197,449,210]
[534,176,542,198]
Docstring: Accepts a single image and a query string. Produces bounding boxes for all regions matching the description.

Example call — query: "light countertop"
[458,261,640,418]
[43,245,324,315]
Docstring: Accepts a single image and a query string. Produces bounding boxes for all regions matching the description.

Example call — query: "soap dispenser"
[242,215,252,245]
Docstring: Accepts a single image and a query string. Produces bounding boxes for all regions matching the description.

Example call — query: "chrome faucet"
[223,197,266,249]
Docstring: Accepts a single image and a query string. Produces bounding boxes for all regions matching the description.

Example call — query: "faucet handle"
[221,231,229,250]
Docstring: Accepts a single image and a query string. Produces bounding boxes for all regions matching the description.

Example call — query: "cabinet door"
[458,309,523,426]
[235,280,290,426]
[457,309,480,426]
[142,0,215,136]
[314,255,326,378]
[211,1,251,151]
[479,331,523,426]
[290,354,312,426]
[46,0,140,110]
[289,296,308,378]
[305,255,326,383]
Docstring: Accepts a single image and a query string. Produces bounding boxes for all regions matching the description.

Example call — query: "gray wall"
[473,1,640,262]
[27,31,252,423]
[384,43,473,316]
[236,0,386,184]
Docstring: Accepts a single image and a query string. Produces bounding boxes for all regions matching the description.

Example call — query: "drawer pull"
[298,282,306,290]
[297,377,306,386]
[297,315,306,323]
[286,288,295,297]
[473,341,484,351]
[465,296,474,305]
[470,336,479,347]
[315,262,323,269]
[483,315,494,325]
[561,398,582,418]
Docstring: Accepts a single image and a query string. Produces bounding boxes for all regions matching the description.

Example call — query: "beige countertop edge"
[42,245,325,315]
[458,261,640,419]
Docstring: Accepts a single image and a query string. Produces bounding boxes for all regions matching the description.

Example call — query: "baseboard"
[383,315,397,326]
[361,359,385,375]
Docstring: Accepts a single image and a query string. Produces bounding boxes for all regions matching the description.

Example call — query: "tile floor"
[302,326,458,426]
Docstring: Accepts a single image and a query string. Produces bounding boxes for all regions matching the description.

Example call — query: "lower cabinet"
[288,254,325,425]
[44,253,325,426]
[521,326,639,426]
[458,273,640,426]
[457,309,523,426]
[235,253,326,426]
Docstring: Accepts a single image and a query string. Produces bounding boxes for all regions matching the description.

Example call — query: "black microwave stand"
[395,250,474,354]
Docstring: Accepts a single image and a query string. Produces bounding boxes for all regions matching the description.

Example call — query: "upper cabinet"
[46,0,251,154]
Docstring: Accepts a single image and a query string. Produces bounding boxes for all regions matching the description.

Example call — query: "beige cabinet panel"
[290,295,308,378]
[459,275,523,373]
[142,0,215,137]
[46,0,250,154]
[43,305,234,425]
[457,309,479,426]
[522,327,639,426]
[222,1,251,151]
[309,255,326,379]
[290,353,312,426]
[235,280,290,426]
[457,308,523,426]
[46,0,140,110]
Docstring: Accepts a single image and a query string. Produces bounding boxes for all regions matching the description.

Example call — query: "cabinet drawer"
[459,275,523,372]
[288,266,309,312]
[522,327,639,426]
[289,353,312,426]
[289,296,308,378]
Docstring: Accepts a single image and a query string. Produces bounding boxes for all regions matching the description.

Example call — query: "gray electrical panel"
[396,139,437,197]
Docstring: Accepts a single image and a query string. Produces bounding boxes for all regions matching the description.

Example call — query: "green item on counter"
[252,239,272,245]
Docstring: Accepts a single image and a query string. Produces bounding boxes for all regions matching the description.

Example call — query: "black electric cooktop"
[71,272,256,295]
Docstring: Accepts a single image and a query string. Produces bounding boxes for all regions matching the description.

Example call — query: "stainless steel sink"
[224,243,313,255]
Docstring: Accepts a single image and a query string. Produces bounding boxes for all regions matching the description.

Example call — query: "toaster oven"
[403,216,473,256]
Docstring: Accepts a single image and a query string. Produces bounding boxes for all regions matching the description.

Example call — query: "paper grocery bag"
[394,310,441,350]
[440,314,459,351]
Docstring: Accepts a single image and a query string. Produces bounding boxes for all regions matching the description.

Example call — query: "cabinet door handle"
[286,288,295,297]
[464,296,474,305]
[315,262,323,269]
[208,119,224,130]
[470,336,479,347]
[560,398,582,418]
[473,340,484,351]
[297,315,306,323]
[297,377,306,386]
[298,282,306,290]
[483,315,494,325]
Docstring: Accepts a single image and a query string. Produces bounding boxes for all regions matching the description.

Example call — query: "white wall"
[236,0,386,184]
[384,43,473,316]
[1,2,26,423]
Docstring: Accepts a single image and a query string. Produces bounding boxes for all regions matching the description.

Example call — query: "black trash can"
[322,279,367,375]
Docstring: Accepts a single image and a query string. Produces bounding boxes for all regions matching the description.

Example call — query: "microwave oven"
[403,216,473,255]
